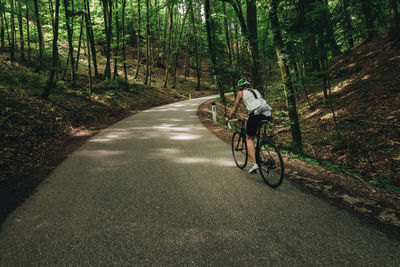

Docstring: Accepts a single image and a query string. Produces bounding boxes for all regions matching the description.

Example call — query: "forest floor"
[197,33,400,230]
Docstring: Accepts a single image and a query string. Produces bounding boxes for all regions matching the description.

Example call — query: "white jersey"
[241,89,263,113]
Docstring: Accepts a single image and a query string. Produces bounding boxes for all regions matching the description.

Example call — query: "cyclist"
[226,78,272,173]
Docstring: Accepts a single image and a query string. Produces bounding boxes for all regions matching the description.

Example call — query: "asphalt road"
[1,96,399,266]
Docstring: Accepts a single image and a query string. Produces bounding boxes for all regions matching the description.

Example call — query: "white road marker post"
[211,102,217,125]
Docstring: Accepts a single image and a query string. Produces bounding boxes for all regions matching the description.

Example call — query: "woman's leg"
[247,135,256,164]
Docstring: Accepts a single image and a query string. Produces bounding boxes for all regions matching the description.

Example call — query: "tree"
[163,2,173,88]
[102,0,113,79]
[17,0,25,61]
[63,0,77,82]
[122,0,128,81]
[33,0,44,66]
[221,0,262,89]
[389,0,400,42]
[134,0,141,79]
[360,0,376,41]
[42,0,60,99]
[10,0,15,63]
[267,0,303,154]
[205,0,225,103]
[189,0,200,90]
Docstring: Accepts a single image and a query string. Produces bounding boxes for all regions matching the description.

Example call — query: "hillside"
[197,32,400,228]
[298,32,400,188]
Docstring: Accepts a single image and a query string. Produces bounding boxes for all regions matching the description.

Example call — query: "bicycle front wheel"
[257,141,284,188]
[231,132,248,169]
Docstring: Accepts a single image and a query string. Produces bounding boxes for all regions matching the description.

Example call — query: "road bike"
[227,118,284,188]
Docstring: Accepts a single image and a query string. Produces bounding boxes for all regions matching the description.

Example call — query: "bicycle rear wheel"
[231,132,248,169]
[257,141,284,187]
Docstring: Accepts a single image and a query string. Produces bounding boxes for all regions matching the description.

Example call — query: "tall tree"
[189,0,200,90]
[102,0,113,79]
[205,0,225,102]
[172,6,189,88]
[25,0,30,61]
[342,0,354,49]
[113,0,120,78]
[33,0,43,66]
[163,3,173,88]
[63,0,77,82]
[134,0,141,79]
[267,0,303,154]
[42,0,60,99]
[10,0,15,63]
[17,0,25,61]
[246,0,262,89]
[84,0,98,78]
[144,0,150,85]
[360,0,376,41]
[122,0,128,81]
[389,0,400,42]
[0,2,4,52]
[222,0,262,89]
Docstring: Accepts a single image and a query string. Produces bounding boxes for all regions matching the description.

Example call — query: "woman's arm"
[228,92,242,119]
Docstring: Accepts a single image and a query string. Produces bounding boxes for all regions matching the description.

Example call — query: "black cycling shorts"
[246,113,268,137]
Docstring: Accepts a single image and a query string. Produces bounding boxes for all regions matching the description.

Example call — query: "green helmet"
[237,78,250,87]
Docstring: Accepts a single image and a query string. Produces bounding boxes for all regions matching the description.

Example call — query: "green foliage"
[0,69,46,96]
[92,77,136,92]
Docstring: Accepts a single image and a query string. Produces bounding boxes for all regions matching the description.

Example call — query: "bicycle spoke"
[258,142,284,188]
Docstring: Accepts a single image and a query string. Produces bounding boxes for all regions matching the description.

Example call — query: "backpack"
[248,89,272,116]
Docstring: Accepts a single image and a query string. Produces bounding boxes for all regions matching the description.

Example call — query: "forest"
[0,0,400,220]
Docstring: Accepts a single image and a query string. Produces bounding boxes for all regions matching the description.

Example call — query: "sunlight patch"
[157,148,181,155]
[77,150,126,156]
[174,157,209,164]
[170,134,201,140]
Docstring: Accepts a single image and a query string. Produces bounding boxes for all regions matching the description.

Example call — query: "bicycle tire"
[257,141,284,187]
[231,131,248,169]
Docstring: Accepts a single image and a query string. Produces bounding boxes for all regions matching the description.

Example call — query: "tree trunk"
[102,0,112,79]
[205,0,225,103]
[134,0,141,79]
[144,0,150,85]
[17,0,25,61]
[83,0,98,78]
[222,2,232,64]
[0,2,4,52]
[75,14,84,73]
[268,0,303,154]
[25,0,30,60]
[33,0,43,66]
[63,0,77,82]
[42,0,60,99]
[85,11,92,94]
[113,0,120,79]
[163,4,173,88]
[122,0,127,81]
[172,7,189,88]
[10,0,15,63]
[342,0,354,49]
[83,0,92,94]
[360,0,375,41]
[246,0,262,89]
[389,0,400,42]
[189,0,200,90]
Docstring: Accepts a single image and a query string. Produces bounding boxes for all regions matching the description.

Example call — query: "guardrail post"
[211,102,217,124]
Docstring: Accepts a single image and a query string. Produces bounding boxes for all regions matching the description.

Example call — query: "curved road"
[1,96,399,265]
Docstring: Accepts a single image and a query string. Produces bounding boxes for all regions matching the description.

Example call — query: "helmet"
[237,78,250,87]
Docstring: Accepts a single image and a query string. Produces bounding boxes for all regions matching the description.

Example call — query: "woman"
[226,78,272,173]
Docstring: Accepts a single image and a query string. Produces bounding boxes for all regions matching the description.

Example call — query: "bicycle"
[227,118,284,188]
